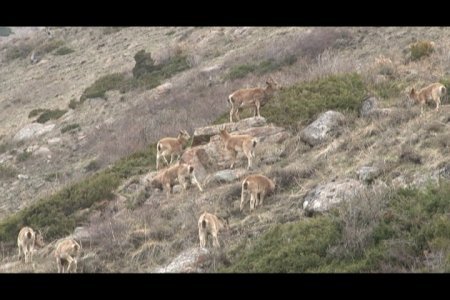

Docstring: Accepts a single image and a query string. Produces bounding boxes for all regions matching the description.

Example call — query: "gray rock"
[303,178,365,214]
[192,117,267,146]
[360,96,379,117]
[356,166,380,183]
[154,247,210,273]
[13,123,55,142]
[300,111,345,147]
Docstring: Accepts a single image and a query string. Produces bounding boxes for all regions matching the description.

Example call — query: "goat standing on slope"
[55,238,81,273]
[240,174,276,212]
[228,77,281,122]
[150,162,203,198]
[219,127,257,170]
[17,226,45,263]
[198,212,229,248]
[156,130,191,170]
[409,83,447,115]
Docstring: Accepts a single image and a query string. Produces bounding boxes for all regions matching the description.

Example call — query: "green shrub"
[0,172,120,242]
[215,73,367,129]
[85,160,100,172]
[224,217,341,272]
[225,64,256,80]
[132,50,157,79]
[54,46,75,55]
[61,123,81,134]
[28,108,47,118]
[68,99,80,109]
[80,73,127,101]
[410,40,434,61]
[36,109,67,124]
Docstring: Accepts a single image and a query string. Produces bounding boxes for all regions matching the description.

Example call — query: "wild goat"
[156,130,191,170]
[198,212,229,248]
[240,174,276,212]
[228,77,280,122]
[55,238,81,273]
[409,83,447,115]
[219,127,257,170]
[150,162,203,198]
[17,226,44,263]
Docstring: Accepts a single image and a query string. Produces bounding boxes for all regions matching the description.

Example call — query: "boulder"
[153,247,210,273]
[300,111,345,147]
[13,123,55,142]
[303,178,365,214]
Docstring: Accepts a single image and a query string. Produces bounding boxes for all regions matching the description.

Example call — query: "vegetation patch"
[409,40,434,61]
[80,51,190,102]
[215,73,367,129]
[224,183,450,272]
[61,123,81,134]
[80,73,127,101]
[225,56,297,81]
[224,217,340,272]
[54,46,75,56]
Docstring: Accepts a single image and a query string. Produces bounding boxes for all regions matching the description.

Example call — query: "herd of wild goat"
[15,73,447,272]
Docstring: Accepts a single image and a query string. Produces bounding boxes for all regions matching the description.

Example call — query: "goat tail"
[242,179,248,190]
[157,142,162,152]
[252,138,258,148]
[202,219,207,228]
[27,232,32,239]
[227,95,234,107]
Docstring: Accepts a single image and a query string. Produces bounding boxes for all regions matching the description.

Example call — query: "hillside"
[0,27,449,273]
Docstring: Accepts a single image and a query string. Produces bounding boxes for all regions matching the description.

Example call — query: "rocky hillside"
[0,27,449,273]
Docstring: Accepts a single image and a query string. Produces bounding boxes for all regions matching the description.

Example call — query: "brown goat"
[156,130,191,170]
[17,226,44,263]
[219,127,257,170]
[228,77,280,122]
[240,174,276,212]
[409,83,447,115]
[198,212,229,248]
[150,162,203,198]
[55,238,81,273]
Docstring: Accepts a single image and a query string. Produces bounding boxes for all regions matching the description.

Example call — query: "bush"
[61,123,81,134]
[410,40,434,61]
[54,46,75,56]
[29,108,67,123]
[224,217,341,272]
[85,160,100,172]
[28,108,46,118]
[132,50,157,79]
[80,73,127,101]
[216,73,367,129]
[68,99,80,109]
[0,172,120,243]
